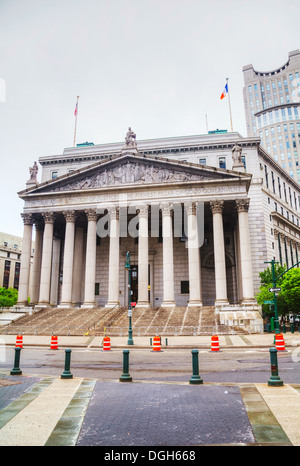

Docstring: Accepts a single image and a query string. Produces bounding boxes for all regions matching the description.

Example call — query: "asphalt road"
[2,345,299,384]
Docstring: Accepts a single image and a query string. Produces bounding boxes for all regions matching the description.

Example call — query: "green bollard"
[291,324,294,334]
[189,349,203,385]
[61,349,73,379]
[268,347,283,386]
[283,323,286,333]
[10,347,22,375]
[270,317,275,332]
[119,350,132,382]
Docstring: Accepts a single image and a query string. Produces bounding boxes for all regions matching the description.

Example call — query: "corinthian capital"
[63,210,76,222]
[42,212,55,224]
[235,199,250,213]
[108,206,119,220]
[184,202,197,216]
[85,209,98,222]
[21,213,33,225]
[137,205,148,218]
[210,200,224,214]
[160,203,173,216]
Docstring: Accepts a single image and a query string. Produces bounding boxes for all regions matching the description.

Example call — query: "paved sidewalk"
[0,333,300,447]
[1,332,300,349]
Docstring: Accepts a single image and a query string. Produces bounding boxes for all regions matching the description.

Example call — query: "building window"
[14,262,20,290]
[264,165,269,188]
[95,283,100,296]
[271,171,276,194]
[278,233,282,265]
[290,241,294,266]
[198,158,206,165]
[181,281,189,294]
[219,157,226,169]
[284,237,289,268]
[3,260,11,288]
[51,171,58,179]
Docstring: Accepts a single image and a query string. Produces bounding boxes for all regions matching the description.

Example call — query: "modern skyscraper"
[243,49,300,183]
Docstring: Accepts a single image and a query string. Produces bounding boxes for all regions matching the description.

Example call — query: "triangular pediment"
[21,151,251,196]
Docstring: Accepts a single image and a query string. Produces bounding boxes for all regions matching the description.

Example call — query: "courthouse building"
[16,129,300,330]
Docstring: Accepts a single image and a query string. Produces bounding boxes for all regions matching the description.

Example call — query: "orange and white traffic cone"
[103,336,111,351]
[275,333,285,351]
[211,335,219,352]
[152,336,161,352]
[50,335,58,350]
[15,335,23,349]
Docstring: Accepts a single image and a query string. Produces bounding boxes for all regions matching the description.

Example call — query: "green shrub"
[0,287,18,307]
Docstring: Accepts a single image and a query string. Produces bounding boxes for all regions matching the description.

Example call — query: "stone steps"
[0,305,242,336]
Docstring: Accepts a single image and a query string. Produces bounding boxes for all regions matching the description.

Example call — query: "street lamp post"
[125,251,134,345]
[265,259,280,334]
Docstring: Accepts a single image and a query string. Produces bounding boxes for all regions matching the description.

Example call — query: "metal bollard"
[61,349,73,379]
[291,324,294,334]
[119,349,132,382]
[189,349,203,385]
[10,347,22,376]
[268,347,283,386]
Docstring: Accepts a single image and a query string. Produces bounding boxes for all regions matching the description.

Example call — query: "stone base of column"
[37,302,50,308]
[135,301,150,308]
[16,300,29,307]
[188,301,203,307]
[241,298,257,305]
[81,302,96,308]
[214,299,229,307]
[161,300,176,307]
[57,303,72,308]
[105,301,120,308]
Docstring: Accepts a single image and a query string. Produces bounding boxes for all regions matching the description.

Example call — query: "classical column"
[186,202,202,307]
[236,199,256,304]
[106,207,120,307]
[72,227,85,305]
[17,213,33,305]
[49,237,61,306]
[161,203,176,307]
[136,205,150,308]
[29,218,43,304]
[210,200,228,306]
[38,212,55,306]
[83,209,98,308]
[59,211,76,307]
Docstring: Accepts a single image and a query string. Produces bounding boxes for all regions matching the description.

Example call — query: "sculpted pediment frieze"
[29,153,250,195]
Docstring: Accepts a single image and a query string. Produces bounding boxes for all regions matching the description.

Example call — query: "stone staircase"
[0,305,238,336]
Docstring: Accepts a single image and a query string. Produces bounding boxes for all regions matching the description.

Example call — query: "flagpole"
[73,96,79,147]
[226,78,233,132]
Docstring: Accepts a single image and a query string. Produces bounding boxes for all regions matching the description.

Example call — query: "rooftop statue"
[125,127,137,148]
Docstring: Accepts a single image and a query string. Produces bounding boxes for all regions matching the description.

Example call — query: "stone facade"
[16,130,300,331]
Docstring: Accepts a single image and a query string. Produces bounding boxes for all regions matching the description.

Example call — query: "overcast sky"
[0,0,299,238]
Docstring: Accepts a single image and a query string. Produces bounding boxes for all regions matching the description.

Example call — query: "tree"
[280,268,300,311]
[0,287,18,307]
[259,263,286,286]
[255,263,288,316]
